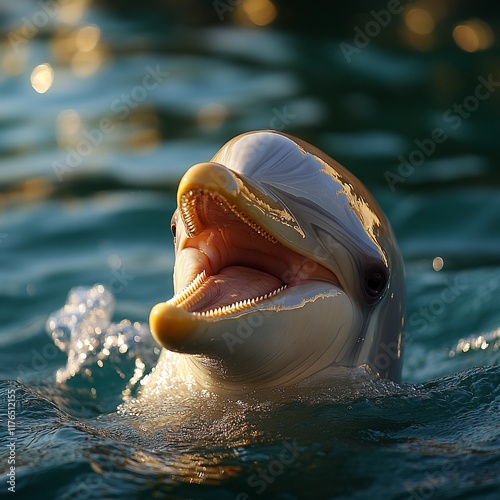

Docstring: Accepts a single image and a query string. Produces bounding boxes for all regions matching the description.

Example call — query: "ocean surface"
[1,1,499,499]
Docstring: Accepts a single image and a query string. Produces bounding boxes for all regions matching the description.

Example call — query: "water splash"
[46,284,160,401]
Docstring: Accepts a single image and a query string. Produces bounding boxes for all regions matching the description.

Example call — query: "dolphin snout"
[178,162,240,207]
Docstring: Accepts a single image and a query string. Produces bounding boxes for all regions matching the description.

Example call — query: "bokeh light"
[432,256,444,271]
[30,63,54,93]
[58,0,90,24]
[75,24,101,52]
[453,18,494,52]
[404,8,435,35]
[71,47,104,77]
[3,46,27,76]
[51,24,106,77]
[55,109,82,146]
[126,108,161,152]
[196,102,229,131]
[237,0,277,27]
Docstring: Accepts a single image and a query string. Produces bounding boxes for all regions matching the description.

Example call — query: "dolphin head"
[149,131,405,391]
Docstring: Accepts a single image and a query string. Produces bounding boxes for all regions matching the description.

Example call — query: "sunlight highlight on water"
[30,63,54,93]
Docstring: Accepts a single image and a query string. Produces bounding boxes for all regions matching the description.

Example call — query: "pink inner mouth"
[172,190,339,314]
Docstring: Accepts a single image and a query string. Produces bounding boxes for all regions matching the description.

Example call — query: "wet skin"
[149,131,405,392]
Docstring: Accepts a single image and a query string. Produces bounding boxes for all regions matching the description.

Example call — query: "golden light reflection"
[75,25,101,52]
[121,449,240,485]
[51,25,106,78]
[0,178,54,207]
[3,46,27,76]
[453,19,494,52]
[55,109,81,146]
[319,163,386,265]
[432,256,444,271]
[71,48,103,77]
[58,0,90,25]
[125,108,161,152]
[30,63,54,93]
[404,8,435,35]
[449,328,499,358]
[127,129,161,152]
[238,0,277,27]
[51,28,77,62]
[196,102,228,131]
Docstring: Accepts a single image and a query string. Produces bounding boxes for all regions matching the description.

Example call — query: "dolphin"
[148,131,405,394]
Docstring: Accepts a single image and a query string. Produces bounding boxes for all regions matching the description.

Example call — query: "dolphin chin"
[149,130,405,391]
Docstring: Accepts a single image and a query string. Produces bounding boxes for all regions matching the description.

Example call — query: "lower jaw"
[173,280,354,393]
[173,243,340,312]
[149,280,349,366]
[173,266,288,316]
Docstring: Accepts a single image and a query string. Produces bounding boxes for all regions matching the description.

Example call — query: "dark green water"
[1,1,499,499]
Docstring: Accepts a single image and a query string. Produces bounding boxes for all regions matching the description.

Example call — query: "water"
[1,1,500,498]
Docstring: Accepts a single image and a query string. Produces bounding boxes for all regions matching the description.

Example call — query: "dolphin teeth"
[193,284,288,317]
[180,190,204,238]
[180,188,277,244]
[166,268,288,318]
[224,203,278,244]
[167,270,207,307]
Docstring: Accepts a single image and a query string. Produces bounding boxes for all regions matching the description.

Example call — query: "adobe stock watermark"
[60,465,113,500]
[6,383,17,493]
[365,332,407,376]
[385,74,500,192]
[340,0,411,63]
[52,65,169,181]
[235,439,306,499]
[406,460,458,500]
[199,121,298,197]
[223,310,272,353]
[16,342,60,380]
[213,0,244,22]
[472,277,498,312]
[408,277,467,334]
[108,267,135,294]
[269,106,296,131]
[8,0,61,52]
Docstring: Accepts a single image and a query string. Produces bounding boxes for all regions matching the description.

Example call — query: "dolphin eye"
[364,268,388,301]
[170,212,177,240]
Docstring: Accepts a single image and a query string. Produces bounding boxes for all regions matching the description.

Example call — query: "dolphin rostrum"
[149,131,405,394]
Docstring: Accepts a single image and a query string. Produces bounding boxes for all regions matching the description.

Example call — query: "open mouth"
[167,188,339,317]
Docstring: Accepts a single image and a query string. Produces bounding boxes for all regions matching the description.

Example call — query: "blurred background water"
[0,0,499,498]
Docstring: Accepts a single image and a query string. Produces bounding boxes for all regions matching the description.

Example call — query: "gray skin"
[149,131,405,393]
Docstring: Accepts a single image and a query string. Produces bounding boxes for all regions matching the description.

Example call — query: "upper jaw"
[176,162,306,248]
[171,170,340,313]
[149,162,342,350]
[174,195,339,291]
[168,190,338,318]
